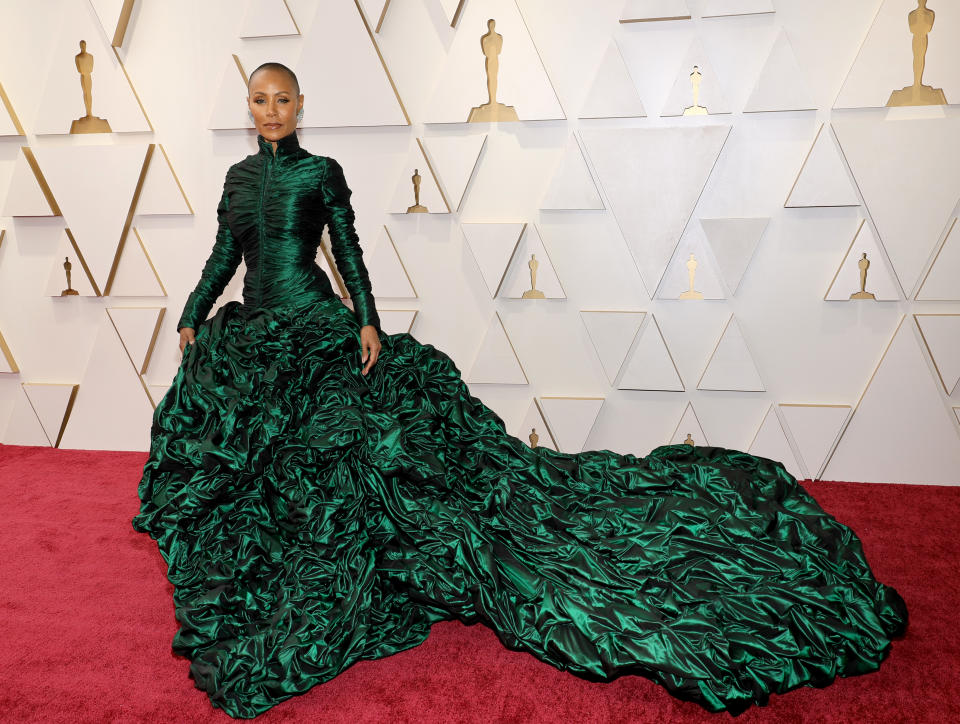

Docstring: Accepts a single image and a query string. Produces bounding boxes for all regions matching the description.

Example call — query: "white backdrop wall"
[1,0,959,484]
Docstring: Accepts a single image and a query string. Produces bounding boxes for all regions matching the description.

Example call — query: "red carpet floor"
[1,442,957,723]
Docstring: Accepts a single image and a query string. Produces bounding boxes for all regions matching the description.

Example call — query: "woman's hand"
[179,327,196,355]
[359,325,381,376]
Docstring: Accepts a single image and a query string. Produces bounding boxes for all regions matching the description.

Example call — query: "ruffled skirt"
[133,297,907,718]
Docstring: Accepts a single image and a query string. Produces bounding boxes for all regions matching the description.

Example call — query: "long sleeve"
[176,179,243,332]
[320,157,381,332]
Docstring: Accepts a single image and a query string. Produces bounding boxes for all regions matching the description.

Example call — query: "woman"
[133,62,907,719]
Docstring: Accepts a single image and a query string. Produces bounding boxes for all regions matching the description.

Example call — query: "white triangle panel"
[513,399,558,451]
[2,388,50,446]
[699,217,768,295]
[295,2,407,127]
[701,0,775,18]
[240,0,300,38]
[785,124,860,208]
[824,317,960,484]
[2,149,58,217]
[744,30,814,113]
[110,230,166,297]
[137,145,192,215]
[669,402,707,446]
[34,3,150,134]
[208,56,252,130]
[825,220,901,301]
[466,313,528,385]
[22,383,78,448]
[620,1,691,22]
[500,225,565,299]
[45,230,99,297]
[439,0,465,26]
[917,218,960,300]
[539,397,604,453]
[426,0,564,123]
[58,315,154,450]
[106,307,164,374]
[835,0,960,109]
[377,309,418,336]
[661,37,730,117]
[698,315,764,391]
[368,227,416,298]
[581,125,730,294]
[779,404,851,480]
[420,134,487,213]
[578,40,645,119]
[833,117,960,296]
[580,311,646,385]
[656,225,726,300]
[358,0,391,31]
[388,145,448,214]
[618,315,684,391]
[462,222,525,298]
[748,405,804,481]
[914,314,960,395]
[33,144,147,293]
[540,135,604,210]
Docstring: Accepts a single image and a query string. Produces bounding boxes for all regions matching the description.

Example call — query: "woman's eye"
[278,98,289,103]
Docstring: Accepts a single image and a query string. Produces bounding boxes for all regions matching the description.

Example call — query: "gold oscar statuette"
[467,19,519,122]
[683,433,695,446]
[679,253,704,299]
[521,253,546,298]
[61,256,79,296]
[888,1,947,107]
[406,168,428,213]
[528,427,539,447]
[850,252,877,300]
[683,66,708,116]
[70,40,112,133]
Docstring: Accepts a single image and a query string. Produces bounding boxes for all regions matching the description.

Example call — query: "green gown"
[132,131,907,719]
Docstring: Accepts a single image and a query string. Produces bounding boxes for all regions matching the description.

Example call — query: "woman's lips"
[264,123,281,129]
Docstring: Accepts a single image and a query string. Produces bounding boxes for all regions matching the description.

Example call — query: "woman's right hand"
[179,327,196,355]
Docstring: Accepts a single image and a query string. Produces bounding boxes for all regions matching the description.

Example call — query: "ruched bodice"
[177,131,380,332]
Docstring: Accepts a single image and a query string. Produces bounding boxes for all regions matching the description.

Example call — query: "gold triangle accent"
[156,144,194,214]
[111,46,154,132]
[21,148,62,216]
[105,144,154,295]
[449,0,467,27]
[352,0,410,125]
[111,0,136,47]
[233,53,249,85]
[64,228,102,296]
[0,327,20,373]
[133,228,168,296]
[382,226,419,296]
[282,0,302,34]
[0,228,5,251]
[105,307,166,406]
[22,382,80,447]
[0,81,25,135]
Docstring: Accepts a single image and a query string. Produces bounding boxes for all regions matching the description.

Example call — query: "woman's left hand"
[359,325,381,376]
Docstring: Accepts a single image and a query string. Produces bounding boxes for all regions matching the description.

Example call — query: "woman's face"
[247,68,303,141]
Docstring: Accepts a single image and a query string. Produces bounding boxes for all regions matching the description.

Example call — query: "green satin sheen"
[133,131,907,719]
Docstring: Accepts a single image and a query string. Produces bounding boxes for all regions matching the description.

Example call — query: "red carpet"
[1,442,956,723]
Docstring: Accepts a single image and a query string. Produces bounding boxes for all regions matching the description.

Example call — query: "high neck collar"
[257,130,301,160]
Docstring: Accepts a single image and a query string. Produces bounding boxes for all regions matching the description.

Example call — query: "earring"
[296,107,304,122]
[248,109,255,124]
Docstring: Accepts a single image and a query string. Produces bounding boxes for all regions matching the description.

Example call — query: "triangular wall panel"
[45,230,99,297]
[0,81,25,136]
[580,311,646,385]
[110,229,166,297]
[136,145,192,215]
[699,217,768,295]
[744,30,815,113]
[661,37,730,117]
[748,405,804,481]
[514,399,559,451]
[670,402,707,446]
[368,227,417,298]
[779,404,851,480]
[785,124,861,208]
[581,125,730,294]
[462,222,526,298]
[466,312,529,384]
[698,315,764,391]
[388,141,449,214]
[618,315,684,391]
[824,219,901,301]
[539,397,604,453]
[420,134,487,213]
[240,0,300,38]
[916,218,960,301]
[22,382,79,448]
[578,40,645,119]
[2,148,60,217]
[620,1,691,23]
[656,224,726,300]
[824,316,960,484]
[499,225,566,299]
[540,134,604,210]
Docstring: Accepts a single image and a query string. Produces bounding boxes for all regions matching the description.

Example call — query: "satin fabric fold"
[134,131,907,719]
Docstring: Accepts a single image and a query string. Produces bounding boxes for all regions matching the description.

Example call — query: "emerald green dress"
[132,131,907,719]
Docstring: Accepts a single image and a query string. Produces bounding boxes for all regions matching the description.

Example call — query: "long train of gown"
[133,294,907,719]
